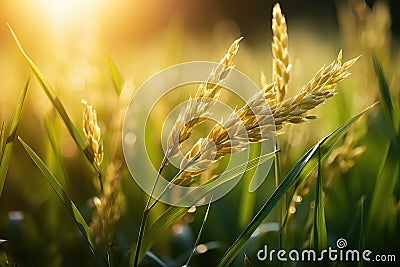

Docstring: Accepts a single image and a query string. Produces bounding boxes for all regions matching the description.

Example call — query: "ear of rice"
[82,99,104,166]
[165,38,242,160]
[177,52,359,184]
[273,51,360,131]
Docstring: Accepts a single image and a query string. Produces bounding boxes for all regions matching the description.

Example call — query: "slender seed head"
[165,37,243,160]
[82,98,104,166]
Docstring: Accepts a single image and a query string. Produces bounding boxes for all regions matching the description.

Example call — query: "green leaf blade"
[18,137,94,253]
[0,79,29,196]
[372,54,399,130]
[310,147,327,251]
[106,55,124,96]
[217,105,373,266]
[366,55,399,241]
[140,151,277,260]
[7,24,102,177]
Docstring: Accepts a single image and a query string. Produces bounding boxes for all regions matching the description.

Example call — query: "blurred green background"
[0,0,399,266]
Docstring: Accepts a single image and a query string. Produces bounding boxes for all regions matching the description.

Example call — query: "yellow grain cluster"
[173,4,360,185]
[165,38,242,160]
[272,3,291,102]
[82,99,104,166]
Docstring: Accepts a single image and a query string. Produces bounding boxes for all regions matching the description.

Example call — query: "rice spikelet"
[272,51,360,131]
[165,38,242,160]
[177,83,276,184]
[272,3,291,102]
[82,98,103,165]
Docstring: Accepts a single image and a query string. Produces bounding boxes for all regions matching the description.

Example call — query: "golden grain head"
[271,51,360,130]
[168,3,360,187]
[82,98,104,165]
[177,83,276,183]
[165,38,242,160]
[272,2,291,102]
[177,49,359,184]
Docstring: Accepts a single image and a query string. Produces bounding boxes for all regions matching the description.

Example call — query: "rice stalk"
[146,37,243,210]
[271,3,291,249]
[82,93,127,251]
[176,51,359,184]
[89,162,126,250]
[134,39,242,267]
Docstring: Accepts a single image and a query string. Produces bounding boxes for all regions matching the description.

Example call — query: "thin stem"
[147,168,185,211]
[184,196,213,267]
[274,141,284,262]
[146,157,168,209]
[133,157,168,267]
[133,208,149,267]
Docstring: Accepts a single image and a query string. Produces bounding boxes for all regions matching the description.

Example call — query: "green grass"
[18,137,94,253]
[0,2,399,266]
[0,79,29,196]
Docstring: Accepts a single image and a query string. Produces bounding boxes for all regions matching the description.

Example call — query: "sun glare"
[35,0,103,29]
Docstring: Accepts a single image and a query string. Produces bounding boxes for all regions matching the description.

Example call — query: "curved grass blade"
[7,24,102,178]
[239,143,261,227]
[217,106,373,266]
[372,54,399,130]
[144,251,167,267]
[286,106,378,225]
[18,137,94,253]
[366,56,399,242]
[0,79,29,196]
[184,198,212,267]
[372,54,400,154]
[140,150,277,261]
[106,55,124,96]
[310,147,327,251]
[44,114,68,186]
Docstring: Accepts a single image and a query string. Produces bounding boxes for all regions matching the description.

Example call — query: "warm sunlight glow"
[35,0,103,29]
